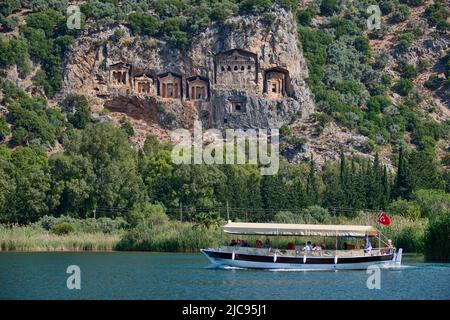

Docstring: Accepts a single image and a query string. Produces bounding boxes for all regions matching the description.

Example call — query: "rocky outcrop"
[62,5,314,133]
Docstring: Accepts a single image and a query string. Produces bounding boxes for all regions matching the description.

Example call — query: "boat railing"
[218,246,394,257]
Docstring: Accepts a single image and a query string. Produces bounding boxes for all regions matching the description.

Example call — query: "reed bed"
[0,215,430,254]
[0,225,122,252]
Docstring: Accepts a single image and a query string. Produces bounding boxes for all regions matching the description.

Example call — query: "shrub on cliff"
[239,0,272,13]
[320,0,339,16]
[393,79,413,96]
[425,0,450,31]
[392,4,411,23]
[0,116,10,141]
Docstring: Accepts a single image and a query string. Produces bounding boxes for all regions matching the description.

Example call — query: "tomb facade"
[109,62,131,87]
[133,74,154,95]
[157,72,182,99]
[263,67,289,98]
[186,76,209,101]
[214,49,258,89]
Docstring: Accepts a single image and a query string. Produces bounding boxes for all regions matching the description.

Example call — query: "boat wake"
[205,264,248,270]
[218,265,248,270]
[268,268,327,272]
[379,263,413,270]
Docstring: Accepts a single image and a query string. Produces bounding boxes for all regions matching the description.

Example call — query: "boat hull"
[201,249,399,270]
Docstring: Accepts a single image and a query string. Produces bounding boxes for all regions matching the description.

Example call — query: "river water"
[0,252,448,299]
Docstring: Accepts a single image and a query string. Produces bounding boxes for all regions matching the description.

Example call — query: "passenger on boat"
[229,239,237,247]
[241,240,248,247]
[255,240,263,248]
[312,243,322,251]
[236,240,242,248]
[385,239,394,254]
[364,236,372,254]
[387,239,393,249]
[264,238,271,249]
[303,241,313,252]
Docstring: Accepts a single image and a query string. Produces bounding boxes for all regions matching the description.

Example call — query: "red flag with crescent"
[377,212,391,226]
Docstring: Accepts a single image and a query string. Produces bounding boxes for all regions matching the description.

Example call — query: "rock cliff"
[62,5,315,137]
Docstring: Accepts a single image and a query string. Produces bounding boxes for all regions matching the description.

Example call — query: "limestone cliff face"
[62,5,314,134]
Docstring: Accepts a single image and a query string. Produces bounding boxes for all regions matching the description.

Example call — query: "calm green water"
[0,252,449,300]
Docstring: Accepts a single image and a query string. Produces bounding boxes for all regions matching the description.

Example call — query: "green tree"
[8,147,55,223]
[61,94,91,129]
[120,116,134,137]
[63,122,148,217]
[0,116,11,142]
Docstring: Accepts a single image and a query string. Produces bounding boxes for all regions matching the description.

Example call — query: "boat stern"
[393,248,403,265]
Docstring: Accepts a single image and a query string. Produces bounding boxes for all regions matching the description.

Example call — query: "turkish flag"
[377,212,391,226]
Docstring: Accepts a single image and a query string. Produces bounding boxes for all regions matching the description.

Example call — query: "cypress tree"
[339,149,349,206]
[306,156,318,205]
[393,146,412,199]
[382,166,390,209]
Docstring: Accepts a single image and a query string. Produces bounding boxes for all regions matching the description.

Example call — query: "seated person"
[383,239,394,254]
[387,239,393,249]
[302,241,313,252]
[229,239,237,247]
[264,238,271,250]
[364,237,372,254]
[312,243,322,251]
[255,240,263,248]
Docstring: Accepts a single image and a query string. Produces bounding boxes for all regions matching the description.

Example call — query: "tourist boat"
[201,222,403,270]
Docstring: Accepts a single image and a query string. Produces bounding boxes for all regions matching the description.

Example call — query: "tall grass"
[116,221,225,252]
[337,214,427,253]
[0,225,122,251]
[425,210,450,261]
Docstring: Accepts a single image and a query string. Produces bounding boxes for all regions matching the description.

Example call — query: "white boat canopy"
[223,222,378,237]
